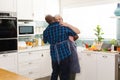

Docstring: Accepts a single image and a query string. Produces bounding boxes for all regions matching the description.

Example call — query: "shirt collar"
[49,22,60,27]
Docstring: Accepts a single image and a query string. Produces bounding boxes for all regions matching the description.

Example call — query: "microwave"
[18,22,35,35]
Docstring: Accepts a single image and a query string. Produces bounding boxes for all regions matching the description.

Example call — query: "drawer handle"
[87,54,91,56]
[29,52,32,54]
[3,55,8,57]
[29,72,33,74]
[41,54,43,57]
[102,56,107,58]
[28,62,32,64]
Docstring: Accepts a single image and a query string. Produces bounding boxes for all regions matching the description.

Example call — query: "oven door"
[0,38,17,52]
[0,17,17,38]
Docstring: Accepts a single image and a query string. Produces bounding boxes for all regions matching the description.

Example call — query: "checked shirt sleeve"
[43,30,48,43]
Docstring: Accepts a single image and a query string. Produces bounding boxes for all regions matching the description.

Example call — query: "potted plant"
[94,25,104,50]
[94,25,104,42]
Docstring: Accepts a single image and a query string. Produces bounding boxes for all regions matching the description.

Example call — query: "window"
[62,3,117,40]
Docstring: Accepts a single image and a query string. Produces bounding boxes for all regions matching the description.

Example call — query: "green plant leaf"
[94,25,104,42]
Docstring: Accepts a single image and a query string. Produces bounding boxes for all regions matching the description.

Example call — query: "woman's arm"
[61,22,80,34]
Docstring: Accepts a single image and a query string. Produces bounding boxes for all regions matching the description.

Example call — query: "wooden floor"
[35,76,50,80]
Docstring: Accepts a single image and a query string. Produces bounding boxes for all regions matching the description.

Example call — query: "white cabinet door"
[33,0,45,21]
[76,52,86,80]
[33,0,59,21]
[44,0,59,15]
[17,0,33,20]
[0,0,16,12]
[0,52,17,73]
[39,49,52,78]
[83,52,97,80]
[76,52,97,80]
[96,54,115,80]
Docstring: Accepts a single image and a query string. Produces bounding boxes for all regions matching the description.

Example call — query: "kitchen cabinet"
[0,0,16,12]
[83,52,97,80]
[33,0,45,21]
[96,53,116,80]
[44,0,59,17]
[76,51,119,80]
[18,49,52,79]
[38,49,52,78]
[17,0,59,21]
[76,51,86,80]
[76,51,97,80]
[0,52,18,73]
[33,0,59,21]
[17,0,33,20]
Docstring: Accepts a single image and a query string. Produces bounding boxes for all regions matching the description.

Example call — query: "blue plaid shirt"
[43,22,77,62]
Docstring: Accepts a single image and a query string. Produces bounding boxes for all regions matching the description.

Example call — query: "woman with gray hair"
[54,15,80,80]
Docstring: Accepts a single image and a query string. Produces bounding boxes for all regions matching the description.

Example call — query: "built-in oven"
[0,13,17,38]
[0,12,17,53]
[0,38,17,52]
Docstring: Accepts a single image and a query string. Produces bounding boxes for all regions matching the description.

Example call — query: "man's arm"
[43,31,47,43]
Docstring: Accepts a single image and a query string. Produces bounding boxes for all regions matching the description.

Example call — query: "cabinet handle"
[102,56,107,58]
[86,53,91,56]
[29,52,32,55]
[29,72,33,74]
[28,62,32,64]
[41,54,43,57]
[2,55,8,57]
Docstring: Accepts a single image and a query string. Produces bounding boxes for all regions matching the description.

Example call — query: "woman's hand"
[69,36,74,42]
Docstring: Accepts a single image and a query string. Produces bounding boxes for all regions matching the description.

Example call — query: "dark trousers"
[69,73,76,80]
[51,56,71,80]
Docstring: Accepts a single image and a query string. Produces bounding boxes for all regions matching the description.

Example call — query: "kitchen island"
[0,68,33,80]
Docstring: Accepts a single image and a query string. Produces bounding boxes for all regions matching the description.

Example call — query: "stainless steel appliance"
[116,54,120,80]
[18,22,35,35]
[0,12,17,53]
[118,55,120,80]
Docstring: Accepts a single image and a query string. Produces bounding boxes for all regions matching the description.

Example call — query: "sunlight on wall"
[62,3,117,40]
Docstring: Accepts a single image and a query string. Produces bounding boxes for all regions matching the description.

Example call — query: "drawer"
[18,51,43,62]
[18,60,41,71]
[18,67,42,79]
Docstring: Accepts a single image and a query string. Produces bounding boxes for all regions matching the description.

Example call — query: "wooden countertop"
[0,68,33,80]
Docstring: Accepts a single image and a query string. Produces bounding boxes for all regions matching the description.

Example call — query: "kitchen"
[0,0,120,80]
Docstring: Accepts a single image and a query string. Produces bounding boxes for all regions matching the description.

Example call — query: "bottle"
[111,44,114,52]
[38,38,41,46]
[114,3,120,16]
[41,39,45,46]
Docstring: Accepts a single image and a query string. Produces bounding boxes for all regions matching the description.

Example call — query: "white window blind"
[62,3,117,40]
